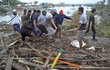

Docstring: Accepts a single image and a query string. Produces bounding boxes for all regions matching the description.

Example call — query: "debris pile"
[0,25,110,70]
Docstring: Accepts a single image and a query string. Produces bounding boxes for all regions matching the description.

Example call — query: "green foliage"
[0,7,8,15]
[2,0,19,8]
[40,3,52,8]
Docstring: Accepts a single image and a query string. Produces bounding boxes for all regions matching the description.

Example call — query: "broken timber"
[5,57,14,70]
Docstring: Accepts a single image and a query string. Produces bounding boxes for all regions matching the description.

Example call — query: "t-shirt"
[11,15,20,24]
[53,13,62,26]
[32,14,39,25]
[79,14,87,30]
[21,15,28,25]
[89,15,95,27]
[38,15,46,25]
[45,18,53,28]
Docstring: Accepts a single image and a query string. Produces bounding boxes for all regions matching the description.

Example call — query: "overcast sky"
[19,0,102,4]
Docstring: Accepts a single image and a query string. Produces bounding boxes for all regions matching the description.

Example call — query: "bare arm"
[33,20,38,31]
[50,19,57,29]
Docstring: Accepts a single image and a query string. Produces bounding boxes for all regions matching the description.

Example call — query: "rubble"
[0,25,110,70]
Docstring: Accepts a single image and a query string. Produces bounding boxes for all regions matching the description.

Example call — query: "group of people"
[10,6,97,48]
[75,7,97,48]
[10,8,72,44]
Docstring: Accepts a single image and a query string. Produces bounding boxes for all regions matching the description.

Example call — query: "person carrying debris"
[10,9,21,33]
[50,9,62,37]
[75,7,87,48]
[85,8,97,41]
[20,16,33,44]
[32,10,42,37]
[58,10,72,37]
[45,13,57,41]
[37,10,48,36]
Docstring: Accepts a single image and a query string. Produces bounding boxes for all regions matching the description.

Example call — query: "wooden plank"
[12,63,27,70]
[18,60,43,68]
[25,42,45,57]
[59,58,110,62]
[79,49,100,59]
[0,40,19,56]
[55,66,110,70]
[43,53,52,67]
[5,57,14,70]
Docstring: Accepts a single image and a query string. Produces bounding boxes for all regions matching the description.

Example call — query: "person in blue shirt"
[32,10,41,37]
[58,10,72,37]
[50,9,62,37]
[59,10,72,25]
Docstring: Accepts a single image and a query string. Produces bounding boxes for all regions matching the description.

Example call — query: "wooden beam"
[55,66,110,70]
[5,57,14,70]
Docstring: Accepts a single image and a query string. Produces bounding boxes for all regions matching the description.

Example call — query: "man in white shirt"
[76,7,87,48]
[11,10,21,33]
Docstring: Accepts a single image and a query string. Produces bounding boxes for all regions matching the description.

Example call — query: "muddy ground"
[0,24,110,70]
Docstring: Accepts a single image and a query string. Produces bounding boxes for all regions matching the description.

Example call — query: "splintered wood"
[0,37,110,70]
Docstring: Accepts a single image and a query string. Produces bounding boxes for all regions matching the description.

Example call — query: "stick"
[18,60,43,68]
[51,52,61,69]
[79,49,100,59]
[43,53,52,67]
[25,42,45,57]
[55,66,110,70]
[5,57,14,70]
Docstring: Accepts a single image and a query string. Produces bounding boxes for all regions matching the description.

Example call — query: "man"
[50,9,62,37]
[45,13,57,41]
[11,10,21,33]
[38,10,48,36]
[32,10,41,36]
[38,10,47,25]
[59,10,72,25]
[20,16,33,43]
[27,10,32,21]
[59,10,72,37]
[31,9,37,23]
[21,9,27,25]
[76,7,87,48]
[85,8,97,41]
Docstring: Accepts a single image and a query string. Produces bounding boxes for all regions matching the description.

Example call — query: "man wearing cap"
[50,9,62,37]
[58,10,72,37]
[11,10,21,33]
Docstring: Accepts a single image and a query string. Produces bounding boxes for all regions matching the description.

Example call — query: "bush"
[0,7,8,15]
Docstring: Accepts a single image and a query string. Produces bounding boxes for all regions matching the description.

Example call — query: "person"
[59,10,72,25]
[58,10,72,37]
[31,9,37,23]
[38,10,47,25]
[21,9,27,25]
[32,10,42,36]
[75,7,87,48]
[27,10,32,21]
[50,9,62,37]
[11,10,21,33]
[37,10,48,36]
[20,16,33,44]
[85,8,97,41]
[45,13,57,40]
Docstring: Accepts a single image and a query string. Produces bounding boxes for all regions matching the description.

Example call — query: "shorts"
[77,30,86,41]
[13,24,20,32]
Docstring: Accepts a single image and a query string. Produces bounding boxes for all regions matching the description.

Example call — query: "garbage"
[71,40,86,48]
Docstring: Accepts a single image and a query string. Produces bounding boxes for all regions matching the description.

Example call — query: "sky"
[19,0,102,4]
